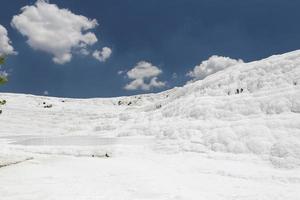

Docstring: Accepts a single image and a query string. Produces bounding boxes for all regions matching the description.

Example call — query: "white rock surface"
[0,50,300,199]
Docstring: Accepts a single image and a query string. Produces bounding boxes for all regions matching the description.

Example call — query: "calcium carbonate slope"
[0,50,300,168]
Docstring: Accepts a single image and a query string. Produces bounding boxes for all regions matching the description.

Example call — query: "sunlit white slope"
[149,50,300,168]
[0,50,300,167]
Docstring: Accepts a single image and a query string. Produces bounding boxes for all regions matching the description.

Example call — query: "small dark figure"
[0,110,2,114]
[227,91,231,95]
[61,100,65,103]
[105,153,110,158]
[92,155,95,157]
[236,89,239,94]
[128,102,132,105]
[240,88,243,93]
[0,100,6,105]
[43,102,46,105]
[44,104,53,108]
[118,101,122,105]
[293,81,297,86]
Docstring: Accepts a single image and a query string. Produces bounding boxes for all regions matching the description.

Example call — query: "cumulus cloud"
[11,0,98,64]
[124,61,166,91]
[187,55,244,81]
[93,47,112,62]
[43,90,49,95]
[0,25,16,56]
[172,72,178,79]
[125,77,166,91]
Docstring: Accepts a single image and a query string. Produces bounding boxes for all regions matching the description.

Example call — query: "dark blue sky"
[1,0,300,98]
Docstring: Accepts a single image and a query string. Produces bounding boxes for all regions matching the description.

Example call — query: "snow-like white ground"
[0,50,300,199]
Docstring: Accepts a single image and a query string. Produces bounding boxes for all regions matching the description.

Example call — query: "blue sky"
[1,0,300,98]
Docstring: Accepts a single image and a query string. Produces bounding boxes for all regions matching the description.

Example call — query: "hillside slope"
[0,50,300,168]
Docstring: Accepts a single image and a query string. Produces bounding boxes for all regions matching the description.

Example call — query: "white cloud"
[124,61,166,91]
[79,48,90,56]
[149,77,166,88]
[0,25,16,56]
[172,72,178,79]
[187,55,243,81]
[127,61,162,79]
[11,0,98,64]
[93,47,112,62]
